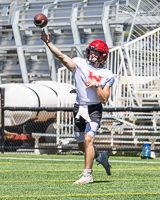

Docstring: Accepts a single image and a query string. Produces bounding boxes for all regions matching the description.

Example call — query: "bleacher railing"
[124,27,160,106]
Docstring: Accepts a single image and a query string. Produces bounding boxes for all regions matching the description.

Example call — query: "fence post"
[1,88,5,153]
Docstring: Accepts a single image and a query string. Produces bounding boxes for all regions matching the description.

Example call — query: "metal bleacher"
[0,0,160,108]
[0,1,18,83]
[2,0,83,83]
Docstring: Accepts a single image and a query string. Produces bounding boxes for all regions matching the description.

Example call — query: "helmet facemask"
[86,48,102,65]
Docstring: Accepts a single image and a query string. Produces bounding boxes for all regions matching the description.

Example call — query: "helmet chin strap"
[89,59,103,68]
[89,59,99,64]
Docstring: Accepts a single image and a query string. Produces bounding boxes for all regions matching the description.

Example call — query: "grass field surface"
[0,153,160,199]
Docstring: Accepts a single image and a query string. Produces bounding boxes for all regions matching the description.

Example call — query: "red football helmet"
[86,40,109,64]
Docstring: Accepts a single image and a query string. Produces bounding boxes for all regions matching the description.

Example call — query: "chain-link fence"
[0,88,160,156]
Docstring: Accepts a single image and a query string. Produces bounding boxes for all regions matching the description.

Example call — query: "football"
[33,13,48,28]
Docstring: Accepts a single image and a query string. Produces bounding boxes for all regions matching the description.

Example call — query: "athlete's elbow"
[100,99,108,104]
[98,95,109,104]
[103,97,109,104]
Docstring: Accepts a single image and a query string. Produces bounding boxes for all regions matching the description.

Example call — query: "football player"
[41,29,115,184]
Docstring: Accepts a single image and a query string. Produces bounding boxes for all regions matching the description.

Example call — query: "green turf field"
[0,154,160,199]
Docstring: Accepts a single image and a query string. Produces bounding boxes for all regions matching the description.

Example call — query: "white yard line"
[0,157,160,164]
[110,160,160,164]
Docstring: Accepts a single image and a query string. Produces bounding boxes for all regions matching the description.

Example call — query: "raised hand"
[41,29,51,44]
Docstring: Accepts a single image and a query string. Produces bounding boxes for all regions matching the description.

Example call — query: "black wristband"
[95,84,100,88]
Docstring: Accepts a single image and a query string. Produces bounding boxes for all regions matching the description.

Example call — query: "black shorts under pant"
[73,103,102,132]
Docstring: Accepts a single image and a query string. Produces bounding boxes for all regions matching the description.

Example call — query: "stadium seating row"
[0,0,159,88]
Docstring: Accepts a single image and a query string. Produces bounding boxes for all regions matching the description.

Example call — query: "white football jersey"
[72,57,115,105]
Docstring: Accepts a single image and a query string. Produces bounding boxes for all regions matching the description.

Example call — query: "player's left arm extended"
[96,84,110,104]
